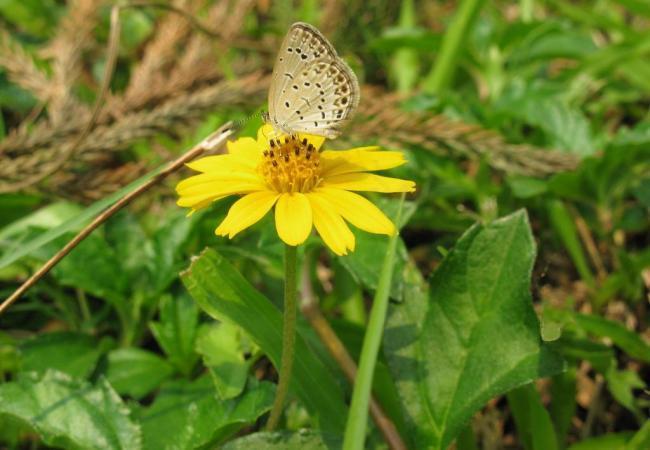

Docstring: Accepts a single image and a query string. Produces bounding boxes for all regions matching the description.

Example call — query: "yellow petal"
[321,172,416,193]
[176,173,266,209]
[177,193,231,208]
[180,194,230,212]
[186,153,258,173]
[307,193,355,255]
[216,191,279,238]
[226,137,263,162]
[176,172,262,195]
[275,193,313,246]
[314,187,395,235]
[320,147,406,176]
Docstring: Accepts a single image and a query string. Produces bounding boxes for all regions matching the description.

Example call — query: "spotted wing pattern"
[267,22,360,139]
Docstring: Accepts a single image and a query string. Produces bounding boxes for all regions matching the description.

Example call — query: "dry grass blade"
[344,87,580,177]
[0,73,268,198]
[0,31,53,103]
[116,0,196,114]
[40,0,105,124]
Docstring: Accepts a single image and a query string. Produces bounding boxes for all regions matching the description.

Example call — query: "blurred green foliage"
[0,1,648,449]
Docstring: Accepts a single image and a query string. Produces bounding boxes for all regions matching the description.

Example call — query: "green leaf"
[0,201,81,243]
[104,212,153,285]
[50,233,127,305]
[195,322,250,400]
[383,210,564,450]
[495,87,596,155]
[507,383,559,450]
[337,198,414,300]
[0,164,165,270]
[149,294,199,376]
[181,248,347,433]
[338,232,408,300]
[139,376,273,450]
[221,430,340,450]
[573,313,650,363]
[19,331,112,378]
[553,335,613,373]
[546,200,594,286]
[627,421,650,450]
[550,367,577,448]
[0,370,141,450]
[566,433,633,450]
[104,348,174,400]
[149,212,196,293]
[605,366,645,419]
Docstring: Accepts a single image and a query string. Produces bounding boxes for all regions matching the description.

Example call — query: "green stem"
[266,244,298,431]
[422,0,485,94]
[343,198,404,450]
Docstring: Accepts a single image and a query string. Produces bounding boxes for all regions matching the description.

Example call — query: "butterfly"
[264,22,360,139]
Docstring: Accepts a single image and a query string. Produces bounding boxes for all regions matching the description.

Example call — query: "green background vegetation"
[0,1,648,449]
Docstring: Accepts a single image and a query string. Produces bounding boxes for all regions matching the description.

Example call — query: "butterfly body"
[266,22,360,139]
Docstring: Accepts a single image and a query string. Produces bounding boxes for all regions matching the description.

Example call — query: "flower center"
[259,135,322,193]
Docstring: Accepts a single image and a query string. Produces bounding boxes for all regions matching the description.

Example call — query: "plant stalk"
[266,244,298,430]
[422,0,485,94]
[343,198,404,450]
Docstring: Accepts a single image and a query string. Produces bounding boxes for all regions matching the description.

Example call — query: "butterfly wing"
[268,22,360,139]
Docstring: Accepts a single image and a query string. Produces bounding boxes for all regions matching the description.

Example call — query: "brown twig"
[572,206,607,280]
[581,374,605,439]
[0,123,234,317]
[300,260,407,450]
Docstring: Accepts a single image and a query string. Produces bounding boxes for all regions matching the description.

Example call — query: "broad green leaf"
[195,322,250,400]
[149,294,199,376]
[181,248,347,433]
[221,430,340,450]
[19,331,112,379]
[573,313,650,363]
[383,210,564,449]
[507,383,559,450]
[105,212,153,284]
[104,348,174,400]
[149,212,196,293]
[0,370,141,450]
[50,233,127,305]
[139,376,273,450]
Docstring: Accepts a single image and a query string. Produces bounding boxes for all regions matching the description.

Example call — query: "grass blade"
[342,197,404,450]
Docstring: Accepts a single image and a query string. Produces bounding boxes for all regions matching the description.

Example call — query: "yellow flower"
[176,125,415,255]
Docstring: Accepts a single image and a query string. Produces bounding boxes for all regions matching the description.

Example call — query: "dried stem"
[0,123,234,316]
